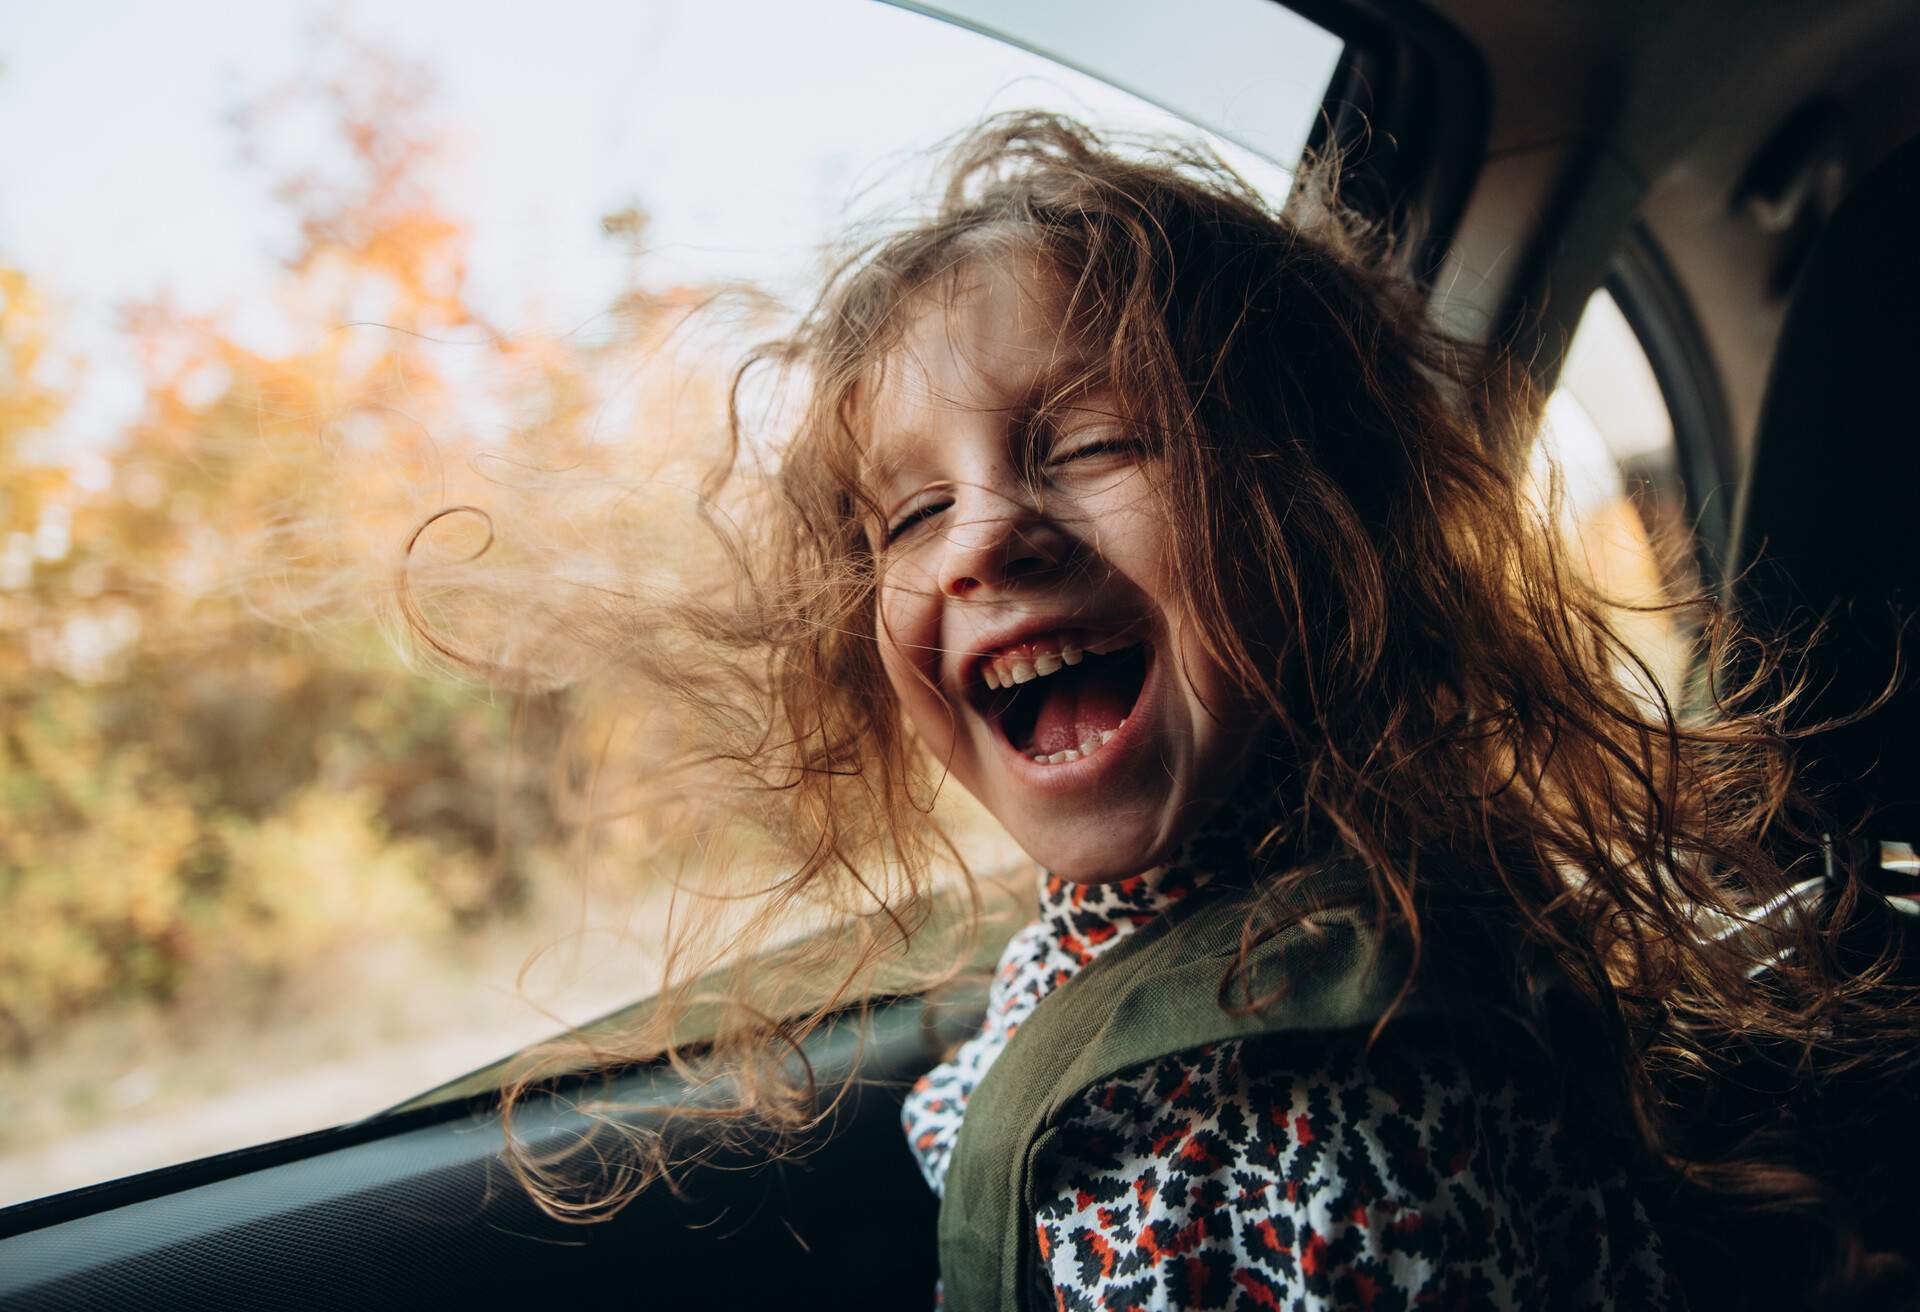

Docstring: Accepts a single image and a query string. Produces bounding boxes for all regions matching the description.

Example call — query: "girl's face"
[865,256,1264,882]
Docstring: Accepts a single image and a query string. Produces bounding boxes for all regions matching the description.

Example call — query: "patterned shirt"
[902,856,1675,1309]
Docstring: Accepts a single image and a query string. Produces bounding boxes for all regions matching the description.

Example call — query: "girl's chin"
[1039,858,1162,885]
[1014,819,1178,884]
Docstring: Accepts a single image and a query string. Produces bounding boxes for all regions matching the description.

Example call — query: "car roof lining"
[1414,0,1920,493]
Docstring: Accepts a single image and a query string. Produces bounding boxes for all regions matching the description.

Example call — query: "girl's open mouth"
[969,635,1150,765]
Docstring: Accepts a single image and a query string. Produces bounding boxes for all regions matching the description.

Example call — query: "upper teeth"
[980,633,1138,690]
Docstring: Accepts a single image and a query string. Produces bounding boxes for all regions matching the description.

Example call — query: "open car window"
[0,0,1343,1208]
[1540,283,1704,707]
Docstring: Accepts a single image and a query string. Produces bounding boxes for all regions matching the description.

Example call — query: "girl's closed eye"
[885,491,953,543]
[1046,433,1149,468]
[1040,396,1151,464]
[1041,430,1154,497]
[886,433,1146,543]
[880,436,1144,546]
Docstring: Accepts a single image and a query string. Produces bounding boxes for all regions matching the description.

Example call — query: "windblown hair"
[454,113,1916,1305]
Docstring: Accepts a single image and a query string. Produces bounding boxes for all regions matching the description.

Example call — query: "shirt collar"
[1035,756,1290,962]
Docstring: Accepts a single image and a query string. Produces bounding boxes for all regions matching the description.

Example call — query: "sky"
[0,0,1339,468]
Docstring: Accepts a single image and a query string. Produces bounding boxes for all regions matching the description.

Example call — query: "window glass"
[0,0,1342,1205]
[1538,289,1700,706]
[893,0,1344,167]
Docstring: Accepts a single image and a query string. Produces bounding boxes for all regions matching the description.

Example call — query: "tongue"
[1029,661,1137,756]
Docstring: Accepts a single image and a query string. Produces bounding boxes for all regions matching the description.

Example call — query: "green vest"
[937,865,1424,1311]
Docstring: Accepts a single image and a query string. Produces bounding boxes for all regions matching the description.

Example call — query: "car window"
[891,0,1341,169]
[1538,287,1701,706]
[0,0,1342,1206]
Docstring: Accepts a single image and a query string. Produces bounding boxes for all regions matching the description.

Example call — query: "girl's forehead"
[858,256,1098,465]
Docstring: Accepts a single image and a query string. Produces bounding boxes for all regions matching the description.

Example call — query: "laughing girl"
[485,114,1917,1308]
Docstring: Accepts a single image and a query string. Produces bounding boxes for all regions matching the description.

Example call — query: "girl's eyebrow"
[1023,351,1107,405]
[1012,357,1115,440]
[862,353,1110,493]
[862,422,927,493]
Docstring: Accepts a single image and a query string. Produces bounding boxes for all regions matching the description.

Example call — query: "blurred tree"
[0,268,72,613]
[0,33,733,1058]
[0,268,67,460]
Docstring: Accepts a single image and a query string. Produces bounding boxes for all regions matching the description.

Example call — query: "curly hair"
[457,112,1917,1305]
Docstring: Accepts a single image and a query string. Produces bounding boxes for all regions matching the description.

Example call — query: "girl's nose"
[937,492,1069,599]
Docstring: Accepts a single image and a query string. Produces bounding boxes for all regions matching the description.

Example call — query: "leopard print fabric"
[903,866,1205,1198]
[901,825,1676,1308]
[1030,1028,1674,1310]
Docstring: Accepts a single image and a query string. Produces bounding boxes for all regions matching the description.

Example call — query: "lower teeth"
[1030,721,1123,765]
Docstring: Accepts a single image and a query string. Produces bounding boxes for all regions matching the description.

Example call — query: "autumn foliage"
[0,46,740,1062]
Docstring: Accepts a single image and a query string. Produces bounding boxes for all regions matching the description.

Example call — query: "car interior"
[4,0,1919,1306]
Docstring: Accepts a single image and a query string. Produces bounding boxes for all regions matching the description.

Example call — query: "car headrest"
[1732,131,1920,851]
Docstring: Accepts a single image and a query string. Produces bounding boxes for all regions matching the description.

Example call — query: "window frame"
[1295,0,1491,282]
[1603,222,1738,588]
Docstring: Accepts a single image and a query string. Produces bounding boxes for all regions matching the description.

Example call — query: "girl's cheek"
[874,583,935,693]
[877,557,939,635]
